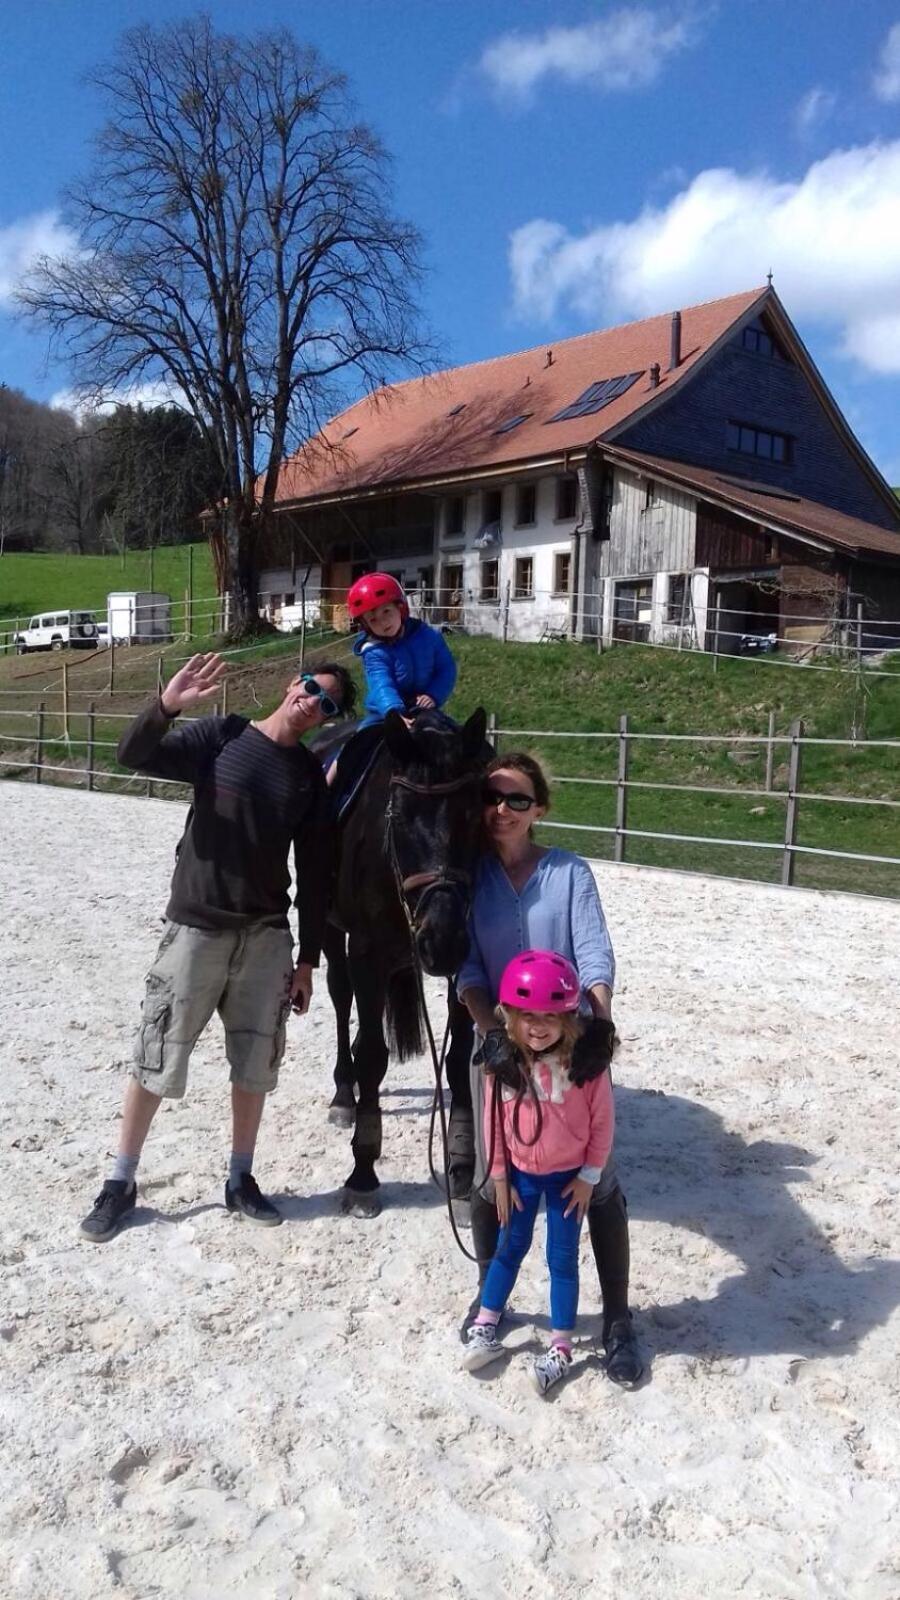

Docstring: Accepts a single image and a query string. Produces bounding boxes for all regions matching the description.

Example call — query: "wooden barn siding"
[617,336,899,531]
[600,469,696,578]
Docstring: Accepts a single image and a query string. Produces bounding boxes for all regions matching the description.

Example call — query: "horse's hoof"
[340,1186,382,1220]
[450,1197,472,1230]
[327,1104,356,1129]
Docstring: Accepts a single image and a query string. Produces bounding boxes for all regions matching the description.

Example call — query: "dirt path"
[1,785,898,1599]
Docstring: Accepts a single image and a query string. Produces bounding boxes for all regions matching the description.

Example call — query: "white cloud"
[0,210,78,306]
[873,22,900,102]
[509,140,900,374]
[479,8,694,101]
[794,86,836,134]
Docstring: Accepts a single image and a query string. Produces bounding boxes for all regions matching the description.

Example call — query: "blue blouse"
[457,848,616,1006]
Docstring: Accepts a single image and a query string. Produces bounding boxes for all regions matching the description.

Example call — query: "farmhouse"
[256,286,900,652]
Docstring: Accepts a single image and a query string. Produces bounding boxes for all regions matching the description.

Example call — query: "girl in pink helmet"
[461,949,615,1395]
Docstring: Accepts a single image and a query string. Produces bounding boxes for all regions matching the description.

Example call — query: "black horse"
[322,707,488,1218]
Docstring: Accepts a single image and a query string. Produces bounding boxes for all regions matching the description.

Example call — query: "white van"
[14,611,99,654]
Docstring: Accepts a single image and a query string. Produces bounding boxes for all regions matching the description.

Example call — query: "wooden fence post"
[765,709,776,793]
[501,581,511,644]
[62,661,70,741]
[781,718,804,887]
[86,701,96,791]
[35,700,45,784]
[108,635,116,693]
[712,594,722,674]
[614,712,629,863]
[157,654,164,693]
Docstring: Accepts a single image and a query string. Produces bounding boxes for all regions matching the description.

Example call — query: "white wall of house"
[434,473,577,641]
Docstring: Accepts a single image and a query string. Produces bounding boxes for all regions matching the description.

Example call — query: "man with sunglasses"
[80,652,355,1243]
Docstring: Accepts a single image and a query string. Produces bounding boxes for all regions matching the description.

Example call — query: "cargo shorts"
[132,920,295,1099]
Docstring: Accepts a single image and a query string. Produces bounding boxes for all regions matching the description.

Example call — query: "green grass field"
[1,618,897,899]
[0,544,217,634]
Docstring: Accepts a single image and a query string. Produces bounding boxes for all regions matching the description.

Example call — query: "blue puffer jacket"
[353,617,458,726]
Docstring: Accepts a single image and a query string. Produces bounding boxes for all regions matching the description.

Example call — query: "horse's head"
[383,706,489,976]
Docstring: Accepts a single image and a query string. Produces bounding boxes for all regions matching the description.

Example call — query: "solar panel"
[494,413,532,434]
[547,372,642,423]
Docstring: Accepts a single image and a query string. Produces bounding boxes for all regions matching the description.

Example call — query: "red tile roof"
[274,288,767,506]
[604,446,900,560]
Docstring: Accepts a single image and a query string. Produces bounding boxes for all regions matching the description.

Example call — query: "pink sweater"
[484,1051,614,1182]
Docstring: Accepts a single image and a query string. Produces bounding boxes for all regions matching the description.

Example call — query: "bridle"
[386,769,480,935]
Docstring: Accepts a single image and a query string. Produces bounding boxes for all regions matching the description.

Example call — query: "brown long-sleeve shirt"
[117,700,333,965]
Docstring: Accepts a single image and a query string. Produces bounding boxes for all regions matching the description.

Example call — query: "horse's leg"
[341,939,388,1219]
[444,979,475,1220]
[323,923,356,1127]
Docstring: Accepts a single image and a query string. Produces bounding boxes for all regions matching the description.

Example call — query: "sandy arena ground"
[1,784,899,1600]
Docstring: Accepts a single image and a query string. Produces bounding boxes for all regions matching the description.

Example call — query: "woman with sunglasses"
[456,751,643,1387]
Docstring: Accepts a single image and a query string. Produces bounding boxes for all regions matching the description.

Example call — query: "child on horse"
[348,573,457,727]
[462,949,615,1396]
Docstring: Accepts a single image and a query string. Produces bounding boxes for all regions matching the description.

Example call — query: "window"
[494,413,532,435]
[513,556,534,599]
[446,495,465,536]
[555,475,578,520]
[515,483,536,526]
[644,478,656,511]
[547,372,641,423]
[727,421,790,463]
[483,489,503,526]
[741,325,784,358]
[553,551,571,595]
[667,575,688,624]
[479,559,499,602]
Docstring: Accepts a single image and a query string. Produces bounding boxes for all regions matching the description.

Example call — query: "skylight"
[494,413,532,435]
[547,372,642,423]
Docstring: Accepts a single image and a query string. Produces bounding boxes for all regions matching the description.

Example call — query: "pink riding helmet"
[499,949,581,1013]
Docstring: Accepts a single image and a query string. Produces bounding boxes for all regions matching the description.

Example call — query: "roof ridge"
[390,286,768,391]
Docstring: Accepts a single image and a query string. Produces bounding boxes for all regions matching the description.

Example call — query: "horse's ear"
[383,710,417,762]
[462,706,488,758]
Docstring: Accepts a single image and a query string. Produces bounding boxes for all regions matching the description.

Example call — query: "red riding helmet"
[346,572,408,627]
[499,950,581,1013]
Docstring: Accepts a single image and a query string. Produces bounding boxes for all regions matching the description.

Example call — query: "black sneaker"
[80,1180,136,1243]
[603,1315,644,1388]
[224,1173,282,1227]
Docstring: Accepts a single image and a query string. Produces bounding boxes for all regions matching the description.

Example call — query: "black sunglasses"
[299,676,342,719]
[482,787,537,813]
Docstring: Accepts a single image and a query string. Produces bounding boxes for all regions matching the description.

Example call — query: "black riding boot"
[447,1104,475,1203]
[587,1184,644,1387]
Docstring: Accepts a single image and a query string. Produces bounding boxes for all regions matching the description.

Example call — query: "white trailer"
[107,591,172,644]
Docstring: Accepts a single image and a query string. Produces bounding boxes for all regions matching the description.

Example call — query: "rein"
[385,762,481,1263]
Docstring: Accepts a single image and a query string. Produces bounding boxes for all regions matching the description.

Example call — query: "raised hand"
[161,653,227,715]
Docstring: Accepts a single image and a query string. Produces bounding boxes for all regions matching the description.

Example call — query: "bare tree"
[18,17,428,629]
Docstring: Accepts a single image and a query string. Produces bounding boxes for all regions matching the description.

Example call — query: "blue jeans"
[480,1166,583,1332]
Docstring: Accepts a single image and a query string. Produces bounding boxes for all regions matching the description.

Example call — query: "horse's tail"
[385,967,425,1061]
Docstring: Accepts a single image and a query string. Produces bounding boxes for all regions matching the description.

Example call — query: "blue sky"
[2,0,900,478]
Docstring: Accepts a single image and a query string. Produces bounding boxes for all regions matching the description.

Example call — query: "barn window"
[553,552,571,595]
[514,556,534,599]
[515,483,536,526]
[479,558,499,602]
[555,475,578,520]
[667,575,688,623]
[446,495,465,536]
[727,421,790,464]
